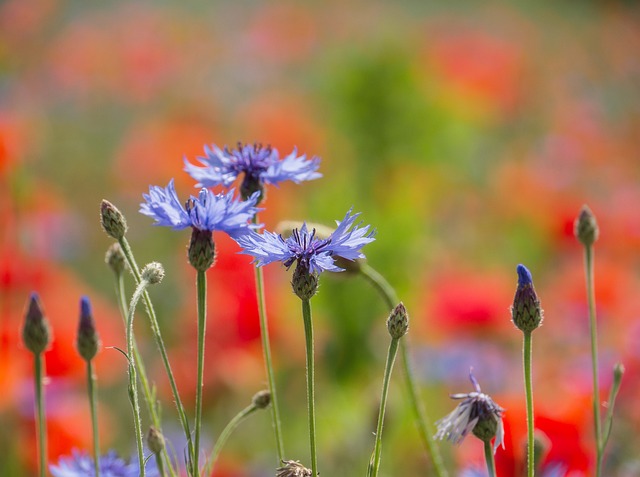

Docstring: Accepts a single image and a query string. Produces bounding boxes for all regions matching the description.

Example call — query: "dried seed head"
[276,460,312,477]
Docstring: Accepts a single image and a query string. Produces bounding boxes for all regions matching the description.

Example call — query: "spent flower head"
[140,179,260,237]
[275,460,312,477]
[435,370,505,453]
[511,264,543,332]
[50,449,158,477]
[184,142,321,201]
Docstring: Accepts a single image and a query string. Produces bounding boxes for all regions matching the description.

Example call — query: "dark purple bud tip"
[516,264,533,287]
[80,296,92,319]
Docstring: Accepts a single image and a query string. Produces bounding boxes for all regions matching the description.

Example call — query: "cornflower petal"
[50,449,157,477]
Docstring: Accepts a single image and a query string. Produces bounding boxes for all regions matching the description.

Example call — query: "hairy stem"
[35,353,47,477]
[194,270,207,475]
[301,299,318,477]
[483,440,496,477]
[523,331,534,477]
[87,360,100,477]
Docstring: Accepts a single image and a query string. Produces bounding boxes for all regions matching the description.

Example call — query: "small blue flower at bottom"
[50,449,158,477]
[139,179,260,237]
[234,208,375,275]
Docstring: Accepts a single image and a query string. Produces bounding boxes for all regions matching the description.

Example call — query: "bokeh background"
[2,1,640,475]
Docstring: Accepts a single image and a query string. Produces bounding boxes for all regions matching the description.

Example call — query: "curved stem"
[584,245,603,476]
[206,404,258,475]
[87,360,100,477]
[113,272,177,477]
[194,270,207,475]
[118,237,194,473]
[34,353,47,477]
[127,279,149,477]
[358,264,448,477]
[301,299,318,477]
[253,220,285,461]
[523,331,534,477]
[483,440,496,477]
[369,338,400,477]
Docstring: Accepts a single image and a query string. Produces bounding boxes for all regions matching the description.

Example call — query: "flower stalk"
[194,269,207,476]
[523,330,534,477]
[302,298,318,477]
[483,440,497,477]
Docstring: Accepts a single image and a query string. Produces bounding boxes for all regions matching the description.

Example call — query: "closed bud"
[22,293,52,354]
[614,362,625,381]
[105,243,126,276]
[76,296,100,361]
[387,302,409,339]
[141,262,165,285]
[575,205,599,247]
[146,426,165,455]
[252,390,271,409]
[188,228,216,272]
[511,264,543,333]
[292,265,319,300]
[100,200,128,240]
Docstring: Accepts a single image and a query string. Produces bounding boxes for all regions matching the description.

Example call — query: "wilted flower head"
[435,370,505,453]
[50,449,158,477]
[184,142,321,200]
[236,208,375,275]
[139,179,260,237]
[275,460,312,477]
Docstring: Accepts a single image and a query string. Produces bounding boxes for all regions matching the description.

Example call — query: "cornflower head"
[184,142,321,202]
[140,179,261,271]
[235,208,375,299]
[435,370,505,453]
[50,450,158,477]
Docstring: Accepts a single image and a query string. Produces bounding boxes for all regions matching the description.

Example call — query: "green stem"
[34,353,47,477]
[253,214,285,461]
[483,440,497,477]
[127,280,149,477]
[358,264,448,477]
[584,245,603,476]
[155,453,165,477]
[113,273,177,477]
[87,360,100,477]
[523,331,534,477]
[301,299,318,477]
[206,404,258,475]
[602,364,624,448]
[194,270,207,476]
[369,338,400,477]
[118,237,194,473]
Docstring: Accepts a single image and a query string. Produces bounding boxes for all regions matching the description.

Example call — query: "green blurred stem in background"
[359,263,449,477]
[193,270,207,476]
[523,331,534,477]
[252,214,285,462]
[34,353,47,477]
[86,360,100,477]
[119,237,194,475]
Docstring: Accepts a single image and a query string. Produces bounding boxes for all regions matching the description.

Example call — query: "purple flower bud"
[22,292,51,355]
[511,264,543,333]
[77,296,100,361]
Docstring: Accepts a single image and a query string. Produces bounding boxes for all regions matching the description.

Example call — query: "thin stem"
[483,440,496,477]
[301,299,318,477]
[87,360,100,477]
[602,365,624,448]
[155,453,165,477]
[118,237,194,473]
[127,280,149,477]
[369,338,400,477]
[34,353,47,477]
[206,404,258,475]
[584,245,603,476]
[358,264,448,477]
[253,213,285,461]
[194,270,207,476]
[523,331,534,477]
[113,272,177,477]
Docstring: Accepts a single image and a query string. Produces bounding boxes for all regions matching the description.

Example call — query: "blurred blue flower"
[235,208,375,275]
[50,450,158,477]
[139,179,260,237]
[435,370,505,453]
[184,143,321,189]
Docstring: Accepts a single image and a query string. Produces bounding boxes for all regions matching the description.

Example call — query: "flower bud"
[387,302,409,339]
[188,228,216,272]
[105,243,126,276]
[22,293,52,354]
[511,264,543,333]
[146,426,165,455]
[251,390,271,409]
[76,296,100,361]
[100,200,128,240]
[574,205,599,247]
[141,262,165,285]
[291,265,319,300]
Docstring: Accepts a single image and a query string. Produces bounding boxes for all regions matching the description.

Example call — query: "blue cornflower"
[235,208,375,275]
[511,264,543,332]
[435,370,505,453]
[139,179,260,237]
[184,143,321,200]
[50,450,158,477]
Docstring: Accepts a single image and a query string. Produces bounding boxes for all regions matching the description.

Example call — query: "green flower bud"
[574,204,599,247]
[105,243,126,276]
[100,200,128,240]
[22,293,52,355]
[146,426,165,455]
[252,390,271,409]
[76,296,100,361]
[387,302,409,339]
[141,262,165,285]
